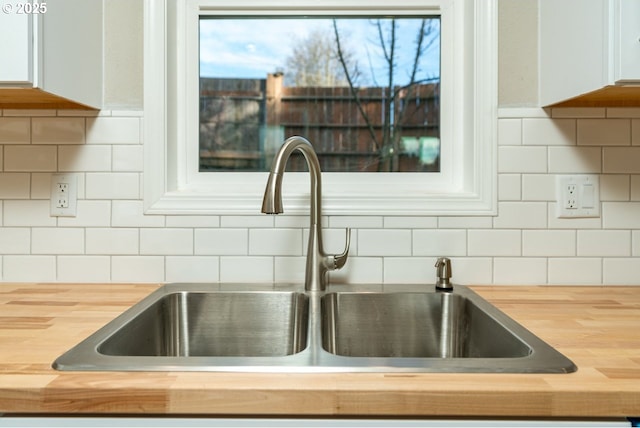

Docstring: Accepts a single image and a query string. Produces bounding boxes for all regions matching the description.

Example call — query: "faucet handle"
[332,228,351,270]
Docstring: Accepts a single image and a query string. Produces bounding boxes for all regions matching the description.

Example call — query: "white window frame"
[143,0,497,216]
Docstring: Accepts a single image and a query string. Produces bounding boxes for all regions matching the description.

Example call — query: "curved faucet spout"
[261,136,350,292]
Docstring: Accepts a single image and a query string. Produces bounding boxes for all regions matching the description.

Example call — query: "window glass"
[199,17,440,173]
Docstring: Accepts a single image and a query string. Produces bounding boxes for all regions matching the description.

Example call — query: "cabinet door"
[616,0,640,82]
[0,12,33,84]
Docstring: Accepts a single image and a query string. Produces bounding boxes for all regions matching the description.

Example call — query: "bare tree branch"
[332,19,381,153]
[333,18,439,171]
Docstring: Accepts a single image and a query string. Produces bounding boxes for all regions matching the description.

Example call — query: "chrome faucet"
[261,136,350,292]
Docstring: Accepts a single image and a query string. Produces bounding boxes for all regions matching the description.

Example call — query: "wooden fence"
[200,74,440,172]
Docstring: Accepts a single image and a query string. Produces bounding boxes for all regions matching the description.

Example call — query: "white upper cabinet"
[539,0,640,107]
[0,13,32,83]
[616,0,640,82]
[0,0,103,109]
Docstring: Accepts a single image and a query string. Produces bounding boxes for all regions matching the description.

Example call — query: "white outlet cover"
[555,175,600,218]
[50,173,78,217]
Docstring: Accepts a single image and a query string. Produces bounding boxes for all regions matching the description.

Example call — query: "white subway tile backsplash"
[222,215,274,228]
[166,256,219,283]
[548,146,601,173]
[632,175,640,201]
[86,228,139,255]
[112,256,164,283]
[166,215,220,228]
[383,257,432,284]
[57,256,111,282]
[113,145,143,172]
[384,216,438,229]
[358,229,411,256]
[140,228,193,255]
[603,147,640,173]
[273,215,312,229]
[521,174,555,201]
[634,231,640,256]
[577,119,631,146]
[59,145,112,172]
[523,118,575,146]
[195,229,248,255]
[32,118,85,144]
[413,230,466,256]
[0,228,30,254]
[58,201,111,227]
[58,110,102,118]
[0,173,30,199]
[603,258,640,285]
[220,256,272,283]
[86,117,140,144]
[548,258,602,285]
[577,230,631,257]
[4,145,57,172]
[1,109,639,286]
[606,108,640,118]
[467,230,521,256]
[112,200,165,227]
[321,228,358,256]
[329,216,383,229]
[523,230,576,257]
[30,173,52,199]
[330,257,383,284]
[86,173,139,199]
[2,109,55,117]
[32,228,84,254]
[498,174,521,201]
[437,216,493,229]
[602,202,640,229]
[448,257,493,285]
[552,108,606,118]
[498,119,522,146]
[3,200,56,227]
[249,229,302,256]
[3,255,56,282]
[498,146,547,173]
[0,118,30,144]
[493,258,547,285]
[547,203,602,229]
[600,175,630,201]
[493,202,547,229]
[274,256,305,284]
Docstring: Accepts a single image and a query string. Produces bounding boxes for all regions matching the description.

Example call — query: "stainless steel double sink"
[53,283,576,373]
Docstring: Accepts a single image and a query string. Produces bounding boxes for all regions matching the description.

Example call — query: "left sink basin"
[53,284,309,371]
[99,291,308,358]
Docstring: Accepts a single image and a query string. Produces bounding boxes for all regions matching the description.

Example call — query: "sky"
[199,17,440,87]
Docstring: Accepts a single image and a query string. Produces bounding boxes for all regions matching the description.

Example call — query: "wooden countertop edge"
[0,283,638,417]
[3,382,637,417]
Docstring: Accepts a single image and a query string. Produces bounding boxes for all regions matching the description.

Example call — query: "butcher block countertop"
[0,283,639,418]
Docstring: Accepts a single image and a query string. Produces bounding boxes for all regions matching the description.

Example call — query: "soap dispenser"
[435,257,453,292]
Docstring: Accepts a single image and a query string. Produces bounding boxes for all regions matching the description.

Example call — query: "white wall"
[0,1,638,285]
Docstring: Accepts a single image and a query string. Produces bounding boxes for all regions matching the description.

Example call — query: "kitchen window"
[199,16,441,174]
[143,0,497,216]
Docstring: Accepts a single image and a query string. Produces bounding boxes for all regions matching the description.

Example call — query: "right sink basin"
[320,285,577,373]
[321,292,531,359]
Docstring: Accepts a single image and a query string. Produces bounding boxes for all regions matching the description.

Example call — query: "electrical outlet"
[50,173,77,217]
[556,175,600,218]
[563,183,577,209]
